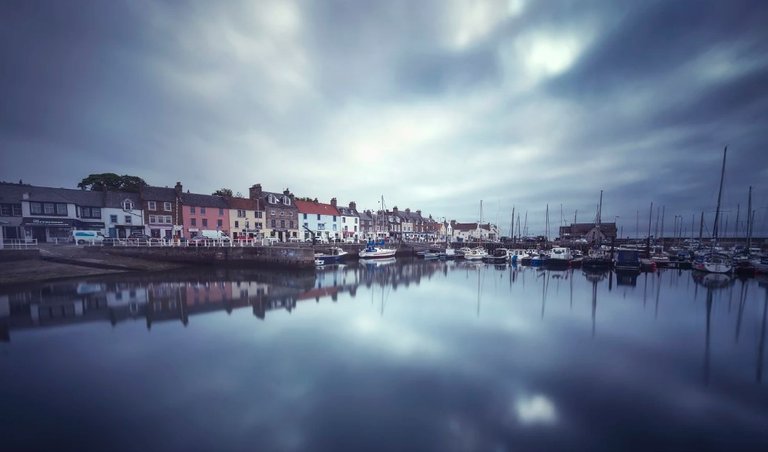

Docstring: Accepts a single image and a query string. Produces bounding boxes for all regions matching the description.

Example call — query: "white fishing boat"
[463,247,488,261]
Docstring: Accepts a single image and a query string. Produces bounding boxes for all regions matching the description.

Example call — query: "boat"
[359,242,397,259]
[444,245,456,259]
[483,248,509,264]
[614,248,641,271]
[582,248,613,269]
[314,258,324,266]
[314,246,349,265]
[693,146,733,274]
[508,249,529,264]
[545,247,572,269]
[463,247,488,261]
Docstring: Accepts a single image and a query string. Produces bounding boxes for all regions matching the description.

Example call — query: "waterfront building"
[452,222,498,242]
[295,198,341,242]
[336,200,361,242]
[227,197,264,240]
[358,210,375,240]
[181,192,231,239]
[0,182,105,243]
[103,191,145,238]
[559,222,618,243]
[139,183,183,240]
[248,184,299,242]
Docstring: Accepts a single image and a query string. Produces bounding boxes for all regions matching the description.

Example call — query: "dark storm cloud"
[1,0,767,233]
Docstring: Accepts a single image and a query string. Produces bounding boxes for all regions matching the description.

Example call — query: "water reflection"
[2,260,768,451]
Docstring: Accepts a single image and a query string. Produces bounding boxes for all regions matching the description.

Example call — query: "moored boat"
[545,247,572,269]
[359,240,397,259]
[614,248,641,271]
[314,246,349,265]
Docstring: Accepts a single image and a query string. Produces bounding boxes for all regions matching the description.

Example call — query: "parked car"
[189,234,231,246]
[72,230,105,245]
[128,233,152,240]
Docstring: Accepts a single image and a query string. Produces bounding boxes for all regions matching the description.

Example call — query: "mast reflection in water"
[1,260,767,451]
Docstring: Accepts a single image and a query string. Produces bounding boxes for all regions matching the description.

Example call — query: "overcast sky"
[1,0,767,237]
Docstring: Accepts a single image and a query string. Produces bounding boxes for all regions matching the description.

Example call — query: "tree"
[77,173,147,192]
[212,188,233,197]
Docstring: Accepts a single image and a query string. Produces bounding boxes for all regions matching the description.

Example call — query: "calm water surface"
[1,259,767,451]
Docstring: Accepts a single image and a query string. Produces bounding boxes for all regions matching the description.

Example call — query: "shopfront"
[21,218,105,243]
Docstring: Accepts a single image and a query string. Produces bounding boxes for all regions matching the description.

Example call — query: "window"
[110,215,118,223]
[302,213,307,220]
[355,218,358,224]
[270,210,275,216]
[79,207,101,218]
[219,208,224,216]
[234,220,239,228]
[191,218,197,226]
[318,223,325,230]
[30,202,42,214]
[122,199,134,210]
[283,196,291,206]
[237,209,246,218]
[270,219,276,227]
[163,202,172,212]
[333,216,337,222]
[148,201,156,211]
[268,194,277,204]
[303,222,308,228]
[255,211,263,218]
[200,207,206,214]
[202,219,208,227]
[44,203,55,214]
[149,215,157,223]
[317,214,321,220]
[1,203,22,216]
[289,221,294,229]
[190,206,196,214]
[245,221,250,228]
[217,219,222,227]
[280,220,285,228]
[164,215,172,224]
[255,222,262,229]
[125,216,132,224]
[342,217,346,223]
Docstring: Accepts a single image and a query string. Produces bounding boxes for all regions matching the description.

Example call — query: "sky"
[1,0,767,237]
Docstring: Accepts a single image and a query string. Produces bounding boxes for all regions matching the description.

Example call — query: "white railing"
[1,238,39,249]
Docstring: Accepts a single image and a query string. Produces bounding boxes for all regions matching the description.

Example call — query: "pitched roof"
[104,191,141,208]
[227,197,259,210]
[141,186,177,202]
[294,199,340,216]
[0,182,104,205]
[181,192,228,208]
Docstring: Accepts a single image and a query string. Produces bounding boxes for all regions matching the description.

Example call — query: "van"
[195,230,231,241]
[72,230,105,245]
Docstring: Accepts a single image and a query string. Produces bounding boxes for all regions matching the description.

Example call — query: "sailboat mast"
[511,206,515,242]
[712,146,727,243]
[747,185,753,251]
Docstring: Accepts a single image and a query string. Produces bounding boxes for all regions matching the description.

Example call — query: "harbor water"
[1,259,767,451]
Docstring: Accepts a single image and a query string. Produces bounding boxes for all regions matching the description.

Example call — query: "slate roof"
[294,200,340,216]
[104,191,141,209]
[0,182,104,206]
[140,186,178,202]
[337,206,359,217]
[453,222,492,232]
[181,192,228,208]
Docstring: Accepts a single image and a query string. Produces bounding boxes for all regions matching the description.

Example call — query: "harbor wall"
[102,246,315,268]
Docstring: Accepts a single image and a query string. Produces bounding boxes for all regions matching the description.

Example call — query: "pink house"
[180,192,231,238]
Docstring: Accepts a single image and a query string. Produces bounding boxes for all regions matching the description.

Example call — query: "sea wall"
[104,245,315,268]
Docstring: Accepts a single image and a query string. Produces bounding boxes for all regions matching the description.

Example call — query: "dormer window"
[282,196,291,206]
[268,194,278,204]
[122,199,134,210]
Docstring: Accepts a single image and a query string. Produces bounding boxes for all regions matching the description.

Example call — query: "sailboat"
[692,146,733,274]
[360,195,397,259]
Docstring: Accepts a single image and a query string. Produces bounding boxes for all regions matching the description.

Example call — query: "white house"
[103,192,145,238]
[295,199,341,242]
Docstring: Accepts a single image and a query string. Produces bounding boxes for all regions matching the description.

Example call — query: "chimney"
[349,201,356,211]
[405,208,410,213]
[249,184,262,200]
[283,187,290,196]
[417,210,421,217]
[392,206,398,214]
[330,197,337,207]
[174,182,182,197]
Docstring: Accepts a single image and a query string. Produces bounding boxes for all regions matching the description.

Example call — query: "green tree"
[77,173,147,192]
[212,188,233,197]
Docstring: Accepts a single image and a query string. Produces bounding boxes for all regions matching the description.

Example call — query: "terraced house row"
[0,181,484,243]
